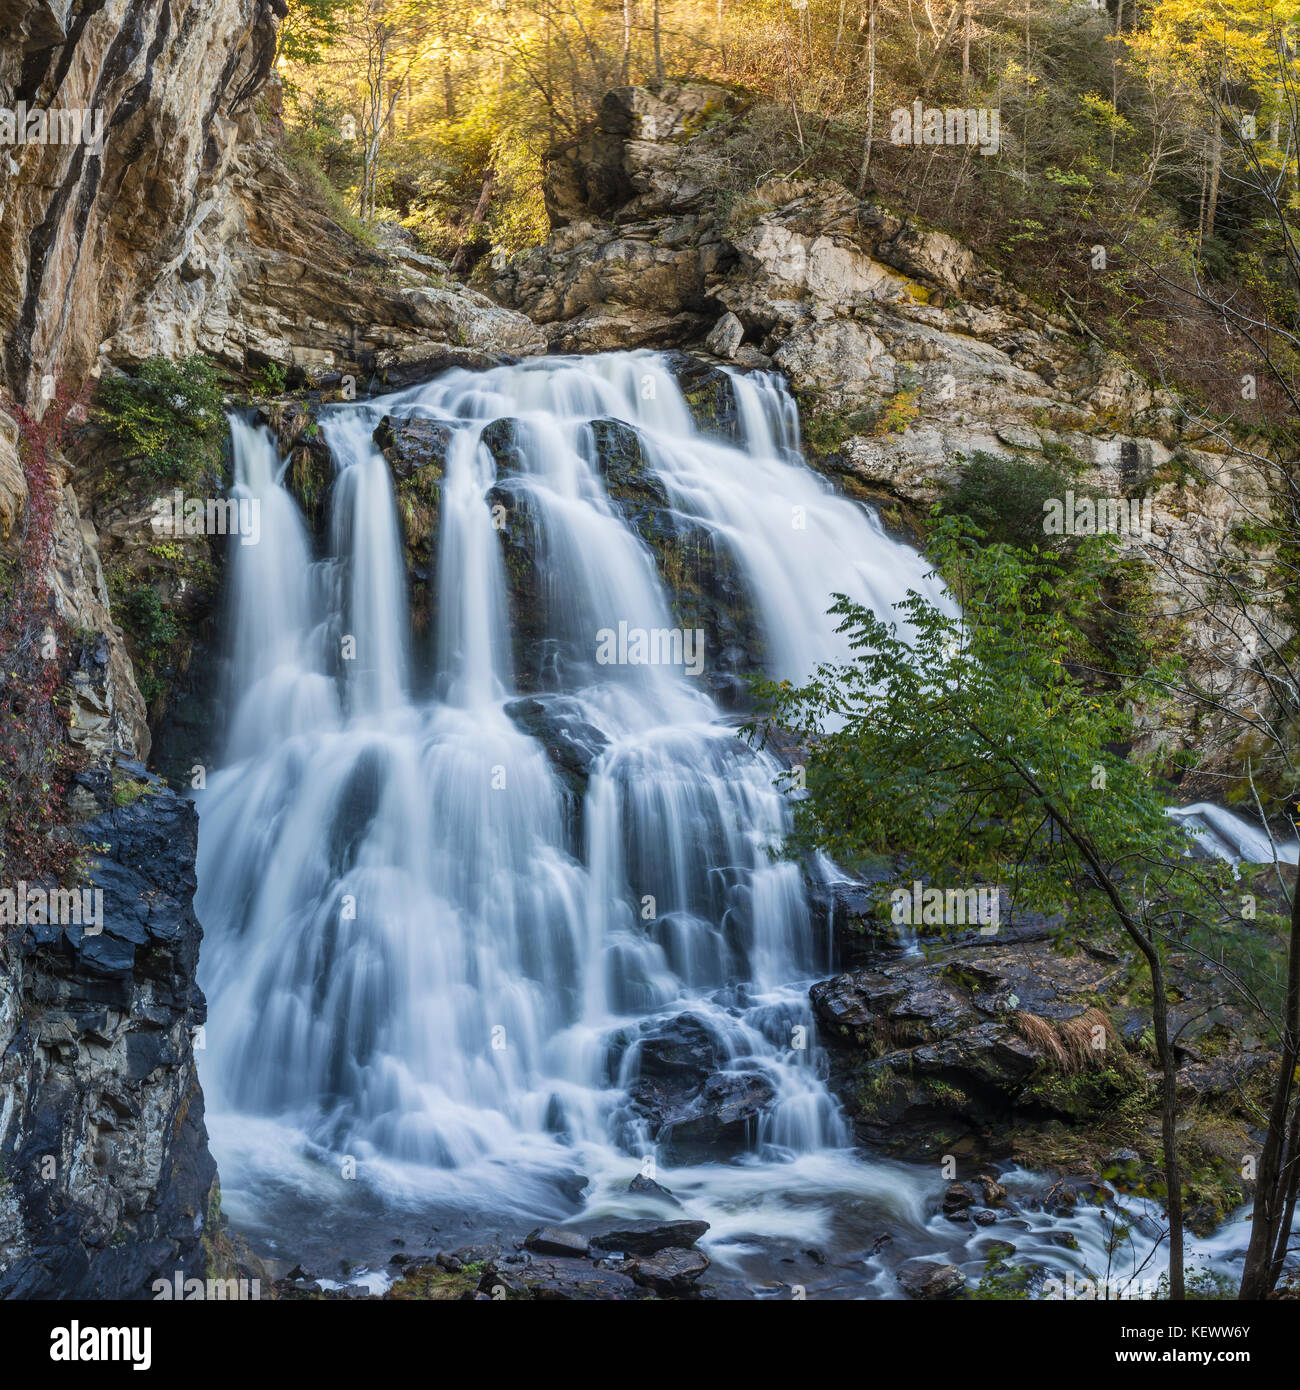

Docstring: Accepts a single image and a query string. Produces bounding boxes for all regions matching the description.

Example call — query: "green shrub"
[95,355,225,484]
[119,583,180,705]
[941,449,1087,553]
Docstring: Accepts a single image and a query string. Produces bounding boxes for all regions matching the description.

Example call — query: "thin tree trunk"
[1239,877,1300,1298]
[1267,1101,1300,1290]
[782,17,805,152]
[1204,100,1222,244]
[653,0,664,86]
[922,0,965,91]
[1149,951,1186,1299]
[451,171,496,273]
[856,0,875,194]
[991,745,1187,1300]
[1110,0,1123,172]
[621,0,632,81]
[443,60,456,119]
[962,1,971,90]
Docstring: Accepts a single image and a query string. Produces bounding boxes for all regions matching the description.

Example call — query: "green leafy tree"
[748,515,1255,1301]
[278,0,355,68]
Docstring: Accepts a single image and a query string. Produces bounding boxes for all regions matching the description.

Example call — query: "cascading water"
[195,353,1266,1295]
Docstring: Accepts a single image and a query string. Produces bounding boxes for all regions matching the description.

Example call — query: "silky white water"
[195,352,1274,1294]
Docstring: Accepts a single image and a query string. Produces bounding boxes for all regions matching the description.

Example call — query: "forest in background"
[275,0,1300,438]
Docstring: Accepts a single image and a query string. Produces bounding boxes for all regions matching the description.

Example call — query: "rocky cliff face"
[493,83,1292,790]
[0,0,280,1299]
[0,764,217,1299]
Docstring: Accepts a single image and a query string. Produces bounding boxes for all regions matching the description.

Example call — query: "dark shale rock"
[589,1218,709,1256]
[626,1245,710,1295]
[524,1226,592,1258]
[0,775,219,1299]
[480,1254,644,1301]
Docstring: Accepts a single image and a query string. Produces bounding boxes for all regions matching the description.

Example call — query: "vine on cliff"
[0,386,87,884]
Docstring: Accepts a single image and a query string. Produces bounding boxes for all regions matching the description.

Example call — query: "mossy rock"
[376,415,456,636]
[663,352,742,444]
[286,442,334,534]
[587,416,765,707]
[375,415,454,483]
[480,416,530,477]
[589,418,670,510]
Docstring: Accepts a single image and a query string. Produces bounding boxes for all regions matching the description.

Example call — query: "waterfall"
[192,352,967,1273]
[1167,802,1299,866]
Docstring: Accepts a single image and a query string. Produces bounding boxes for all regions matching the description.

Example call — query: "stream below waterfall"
[192,350,1271,1298]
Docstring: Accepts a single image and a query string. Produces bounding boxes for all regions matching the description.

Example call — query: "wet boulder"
[486,474,555,688]
[524,1227,592,1258]
[805,868,908,964]
[374,415,453,634]
[810,937,1146,1160]
[372,343,512,392]
[628,1172,682,1206]
[589,417,670,512]
[626,1013,776,1162]
[897,1260,966,1300]
[635,1012,723,1085]
[626,1246,710,1295]
[649,1071,776,1164]
[480,416,530,476]
[374,415,454,483]
[504,695,610,798]
[663,352,743,443]
[586,416,764,708]
[589,1218,709,1256]
[942,1182,976,1217]
[479,1254,644,1301]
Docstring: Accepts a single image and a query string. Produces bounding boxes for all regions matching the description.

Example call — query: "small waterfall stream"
[194,352,1269,1295]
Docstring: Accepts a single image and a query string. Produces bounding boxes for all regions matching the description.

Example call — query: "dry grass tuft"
[1016,1006,1121,1074]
